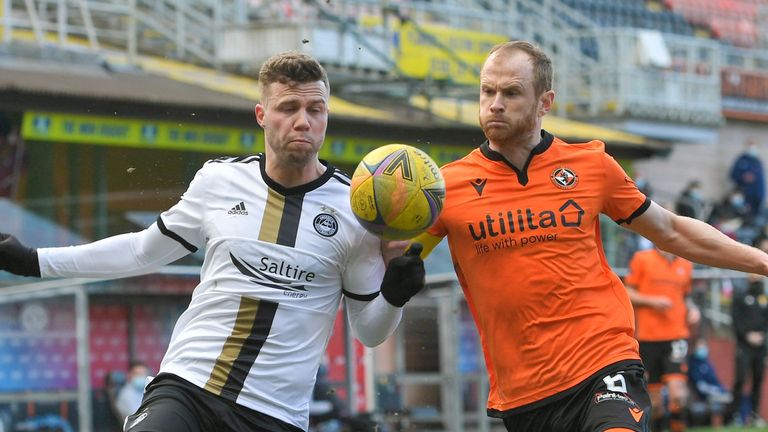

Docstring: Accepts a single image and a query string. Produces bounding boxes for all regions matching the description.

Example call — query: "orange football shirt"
[624,249,693,341]
[428,131,649,415]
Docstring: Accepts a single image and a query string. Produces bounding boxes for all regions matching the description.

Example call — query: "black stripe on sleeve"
[156,216,198,253]
[342,289,380,302]
[614,197,652,225]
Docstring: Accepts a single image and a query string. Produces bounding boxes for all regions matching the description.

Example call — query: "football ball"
[350,144,445,240]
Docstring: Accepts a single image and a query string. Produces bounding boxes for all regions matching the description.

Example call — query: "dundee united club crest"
[551,167,578,190]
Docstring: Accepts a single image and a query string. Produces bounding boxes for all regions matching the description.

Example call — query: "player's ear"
[538,90,555,117]
[255,104,265,128]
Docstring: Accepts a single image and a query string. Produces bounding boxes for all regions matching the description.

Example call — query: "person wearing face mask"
[708,190,751,238]
[687,338,732,427]
[729,137,765,216]
[116,361,151,421]
[675,180,707,221]
[726,258,768,426]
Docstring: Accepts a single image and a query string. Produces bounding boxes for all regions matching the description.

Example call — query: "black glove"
[0,233,41,277]
[380,243,425,307]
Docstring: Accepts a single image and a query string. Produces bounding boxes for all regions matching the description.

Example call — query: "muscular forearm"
[39,224,190,278]
[345,295,403,347]
[652,216,768,275]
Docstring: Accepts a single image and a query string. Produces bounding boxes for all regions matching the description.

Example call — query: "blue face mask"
[694,346,708,359]
[131,376,147,391]
[689,189,702,201]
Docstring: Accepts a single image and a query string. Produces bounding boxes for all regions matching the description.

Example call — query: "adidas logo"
[228,201,248,215]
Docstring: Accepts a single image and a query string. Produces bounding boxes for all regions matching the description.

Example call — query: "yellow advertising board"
[21,111,472,166]
[395,22,506,85]
[22,111,264,154]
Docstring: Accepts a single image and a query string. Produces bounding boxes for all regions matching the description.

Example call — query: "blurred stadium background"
[0,0,767,430]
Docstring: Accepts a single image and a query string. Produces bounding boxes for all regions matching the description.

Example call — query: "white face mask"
[748,146,760,157]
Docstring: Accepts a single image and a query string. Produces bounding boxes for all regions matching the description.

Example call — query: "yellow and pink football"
[350,144,445,240]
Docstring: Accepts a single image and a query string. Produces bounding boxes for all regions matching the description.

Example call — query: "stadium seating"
[664,0,767,47]
[560,0,695,35]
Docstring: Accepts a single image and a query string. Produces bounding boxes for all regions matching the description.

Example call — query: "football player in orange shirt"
[410,40,768,432]
[625,246,700,432]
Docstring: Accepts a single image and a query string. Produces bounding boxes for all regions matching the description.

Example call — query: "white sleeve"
[342,231,385,297]
[345,296,403,347]
[37,163,212,279]
[342,231,402,346]
[155,166,209,250]
[38,223,191,278]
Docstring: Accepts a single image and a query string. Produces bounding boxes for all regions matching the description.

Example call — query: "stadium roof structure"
[0,45,669,158]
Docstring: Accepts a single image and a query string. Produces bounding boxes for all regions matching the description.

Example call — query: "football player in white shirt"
[0,51,426,432]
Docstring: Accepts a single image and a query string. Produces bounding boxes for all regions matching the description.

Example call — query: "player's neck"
[489,128,542,169]
[266,158,327,188]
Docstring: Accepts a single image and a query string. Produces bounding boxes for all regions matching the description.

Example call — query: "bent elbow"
[354,329,387,348]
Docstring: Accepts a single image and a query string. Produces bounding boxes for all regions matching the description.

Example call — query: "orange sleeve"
[600,152,649,224]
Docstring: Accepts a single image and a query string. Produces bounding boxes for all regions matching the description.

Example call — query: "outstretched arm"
[0,234,41,277]
[0,224,191,279]
[625,201,768,275]
[344,242,426,347]
[625,285,672,310]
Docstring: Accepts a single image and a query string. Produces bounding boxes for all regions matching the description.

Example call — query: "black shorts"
[638,339,688,384]
[123,373,303,432]
[500,360,651,432]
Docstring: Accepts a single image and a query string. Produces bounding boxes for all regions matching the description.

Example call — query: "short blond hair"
[487,41,553,97]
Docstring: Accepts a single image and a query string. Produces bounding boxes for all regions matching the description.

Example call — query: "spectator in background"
[625,245,700,432]
[675,180,706,220]
[726,253,768,426]
[708,190,750,238]
[96,369,126,431]
[115,361,150,421]
[730,137,765,216]
[688,338,732,427]
[309,364,343,427]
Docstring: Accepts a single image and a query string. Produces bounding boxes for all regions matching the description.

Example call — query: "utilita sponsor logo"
[467,199,585,241]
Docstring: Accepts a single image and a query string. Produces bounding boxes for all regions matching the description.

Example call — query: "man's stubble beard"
[481,104,538,145]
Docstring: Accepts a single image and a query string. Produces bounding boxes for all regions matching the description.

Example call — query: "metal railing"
[0,265,752,431]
